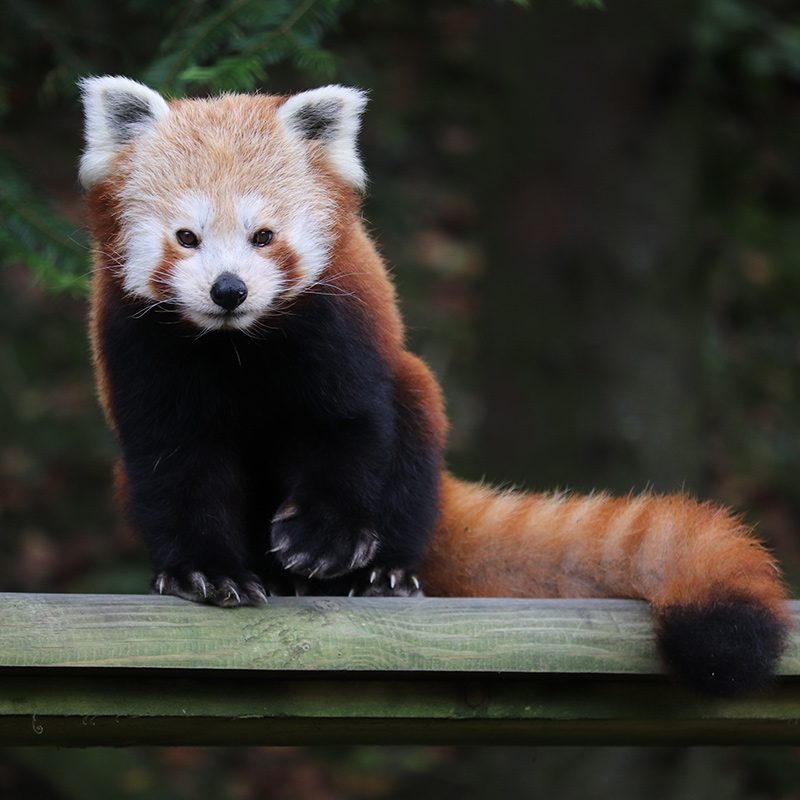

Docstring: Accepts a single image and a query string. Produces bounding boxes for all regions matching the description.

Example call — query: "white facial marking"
[236,193,266,232]
[160,192,287,330]
[176,193,214,233]
[144,191,334,328]
[121,216,163,298]
[285,210,332,295]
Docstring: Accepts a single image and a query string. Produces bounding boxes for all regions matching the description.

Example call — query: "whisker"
[131,302,163,319]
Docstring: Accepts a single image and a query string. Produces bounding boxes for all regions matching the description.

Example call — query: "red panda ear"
[78,76,170,189]
[277,85,368,190]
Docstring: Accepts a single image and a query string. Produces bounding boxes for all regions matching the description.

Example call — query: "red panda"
[79,76,789,696]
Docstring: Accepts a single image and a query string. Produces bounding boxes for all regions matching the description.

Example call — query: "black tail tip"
[655,595,789,696]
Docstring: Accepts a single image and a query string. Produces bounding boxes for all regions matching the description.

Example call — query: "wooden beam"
[0,593,798,746]
[0,593,667,673]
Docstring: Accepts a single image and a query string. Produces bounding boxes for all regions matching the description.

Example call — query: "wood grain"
[1,594,798,745]
[0,593,668,673]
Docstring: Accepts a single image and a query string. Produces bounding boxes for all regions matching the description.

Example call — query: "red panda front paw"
[350,567,424,598]
[152,569,268,607]
[269,501,379,580]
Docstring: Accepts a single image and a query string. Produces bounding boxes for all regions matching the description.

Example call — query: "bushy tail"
[421,474,790,695]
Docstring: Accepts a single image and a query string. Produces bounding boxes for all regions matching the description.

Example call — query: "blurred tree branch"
[0,0,603,294]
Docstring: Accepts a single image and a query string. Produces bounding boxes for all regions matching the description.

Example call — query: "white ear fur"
[78,76,170,188]
[277,85,368,189]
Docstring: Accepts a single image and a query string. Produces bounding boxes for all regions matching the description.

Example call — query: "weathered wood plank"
[0,593,666,673]
[3,593,799,674]
[0,594,798,745]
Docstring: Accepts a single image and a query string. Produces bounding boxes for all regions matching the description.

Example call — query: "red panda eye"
[251,229,274,247]
[176,229,199,248]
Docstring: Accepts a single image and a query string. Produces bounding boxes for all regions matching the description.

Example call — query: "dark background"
[2,0,800,796]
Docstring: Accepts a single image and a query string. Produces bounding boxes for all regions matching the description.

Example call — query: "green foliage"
[694,0,800,80]
[144,0,347,93]
[0,159,88,295]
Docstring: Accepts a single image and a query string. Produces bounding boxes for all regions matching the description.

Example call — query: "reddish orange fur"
[323,223,404,359]
[422,475,789,622]
[264,239,301,286]
[87,181,127,430]
[321,220,449,448]
[149,239,188,298]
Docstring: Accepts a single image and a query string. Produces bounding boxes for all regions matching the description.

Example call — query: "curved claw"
[151,570,268,607]
[350,567,425,598]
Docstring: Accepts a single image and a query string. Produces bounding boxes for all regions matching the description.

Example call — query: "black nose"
[210,272,248,311]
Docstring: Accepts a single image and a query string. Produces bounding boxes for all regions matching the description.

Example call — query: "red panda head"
[80,76,367,331]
